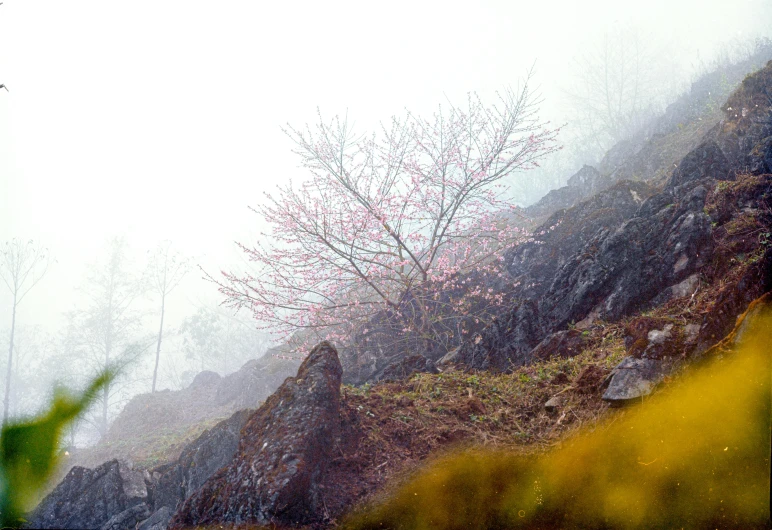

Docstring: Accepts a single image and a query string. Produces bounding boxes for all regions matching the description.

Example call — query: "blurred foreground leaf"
[0,371,114,528]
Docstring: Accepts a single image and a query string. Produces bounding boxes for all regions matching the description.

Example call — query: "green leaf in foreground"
[0,371,114,528]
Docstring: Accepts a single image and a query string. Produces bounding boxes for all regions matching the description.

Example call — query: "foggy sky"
[1,0,771,336]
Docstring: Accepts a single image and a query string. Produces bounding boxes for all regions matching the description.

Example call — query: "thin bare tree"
[146,241,189,392]
[0,239,52,423]
[563,24,683,163]
[68,236,144,437]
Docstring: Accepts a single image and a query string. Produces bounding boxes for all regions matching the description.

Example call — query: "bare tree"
[563,25,683,163]
[0,239,52,423]
[145,240,189,392]
[67,237,144,437]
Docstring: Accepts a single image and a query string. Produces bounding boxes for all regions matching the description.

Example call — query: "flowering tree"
[215,72,560,356]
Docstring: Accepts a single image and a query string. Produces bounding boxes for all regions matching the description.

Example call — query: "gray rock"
[138,507,173,530]
[28,460,147,529]
[602,357,673,405]
[525,165,612,220]
[437,347,460,368]
[150,408,252,513]
[100,503,151,530]
[458,169,712,372]
[189,370,221,389]
[169,341,343,528]
[544,396,562,413]
[667,141,731,191]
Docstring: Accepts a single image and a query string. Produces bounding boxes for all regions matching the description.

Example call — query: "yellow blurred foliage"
[345,308,772,529]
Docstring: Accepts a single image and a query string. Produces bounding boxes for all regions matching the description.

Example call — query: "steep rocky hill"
[62,351,300,473]
[28,60,772,529]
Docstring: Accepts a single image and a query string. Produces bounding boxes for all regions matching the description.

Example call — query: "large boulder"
[602,357,674,405]
[169,341,343,528]
[28,460,148,529]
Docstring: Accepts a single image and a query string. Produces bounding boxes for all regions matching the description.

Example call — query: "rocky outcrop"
[28,460,148,529]
[457,150,717,372]
[137,507,172,530]
[100,504,151,530]
[102,354,299,448]
[29,406,254,530]
[61,352,301,479]
[169,341,343,529]
[508,180,655,301]
[524,165,612,220]
[149,409,252,514]
[376,353,439,382]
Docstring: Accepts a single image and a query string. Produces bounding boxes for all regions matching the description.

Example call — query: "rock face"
[525,165,612,220]
[137,507,172,530]
[99,504,151,530]
[28,460,148,529]
[457,154,716,372]
[454,58,772,375]
[29,408,254,530]
[169,341,343,528]
[149,409,252,514]
[509,180,655,301]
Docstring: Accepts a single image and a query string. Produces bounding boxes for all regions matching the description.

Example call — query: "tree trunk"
[101,333,112,438]
[101,380,109,437]
[2,295,17,424]
[151,294,166,392]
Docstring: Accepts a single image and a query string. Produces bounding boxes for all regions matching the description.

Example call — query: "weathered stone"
[150,409,252,513]
[544,396,562,413]
[28,460,148,529]
[99,503,151,530]
[169,341,343,528]
[455,301,542,372]
[666,141,730,193]
[602,357,673,405]
[459,170,712,372]
[189,370,221,389]
[525,165,612,221]
[508,180,654,302]
[137,507,173,530]
[436,347,460,368]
